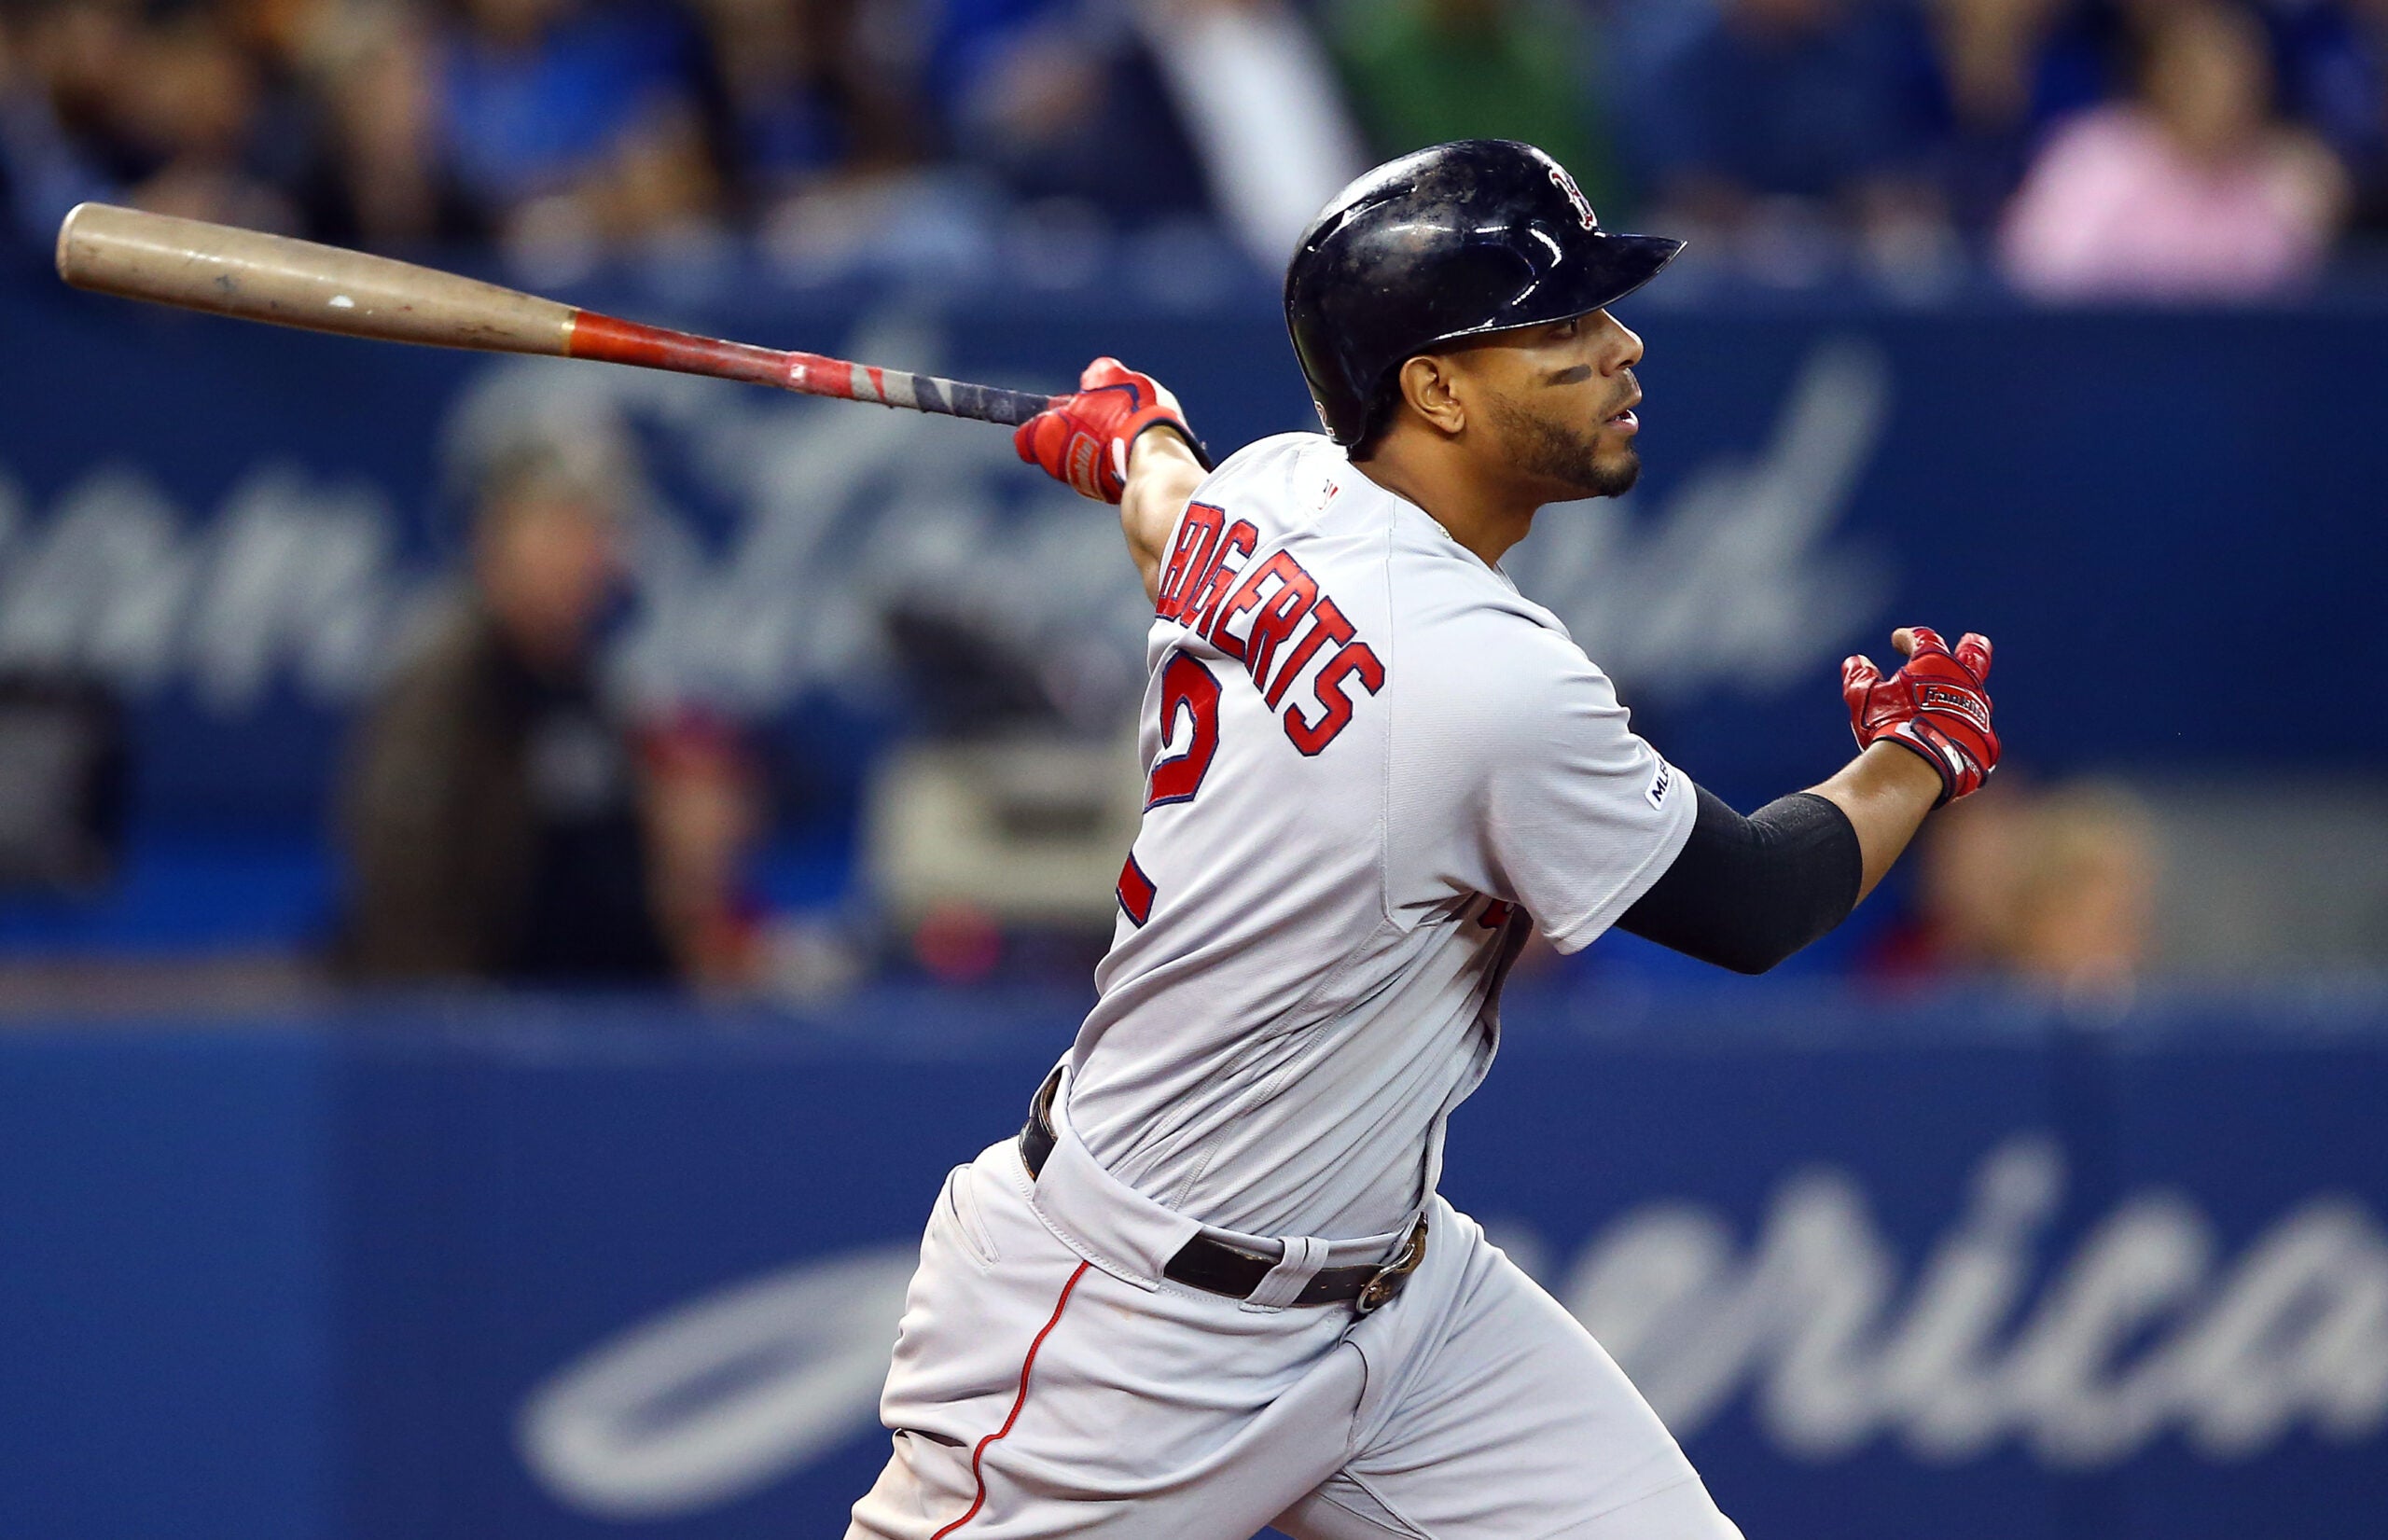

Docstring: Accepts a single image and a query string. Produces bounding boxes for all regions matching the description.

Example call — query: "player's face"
[1479,310,1645,500]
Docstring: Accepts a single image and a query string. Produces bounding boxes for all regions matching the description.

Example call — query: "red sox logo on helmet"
[1548,166,1597,230]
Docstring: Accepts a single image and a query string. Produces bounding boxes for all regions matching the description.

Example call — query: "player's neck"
[1350,441,1537,570]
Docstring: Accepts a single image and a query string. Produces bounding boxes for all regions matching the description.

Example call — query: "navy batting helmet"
[1284,140,1684,446]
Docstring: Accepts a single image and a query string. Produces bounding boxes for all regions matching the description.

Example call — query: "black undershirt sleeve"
[1614,784,1865,975]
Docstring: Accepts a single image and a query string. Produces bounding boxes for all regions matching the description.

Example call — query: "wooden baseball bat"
[53,202,1059,427]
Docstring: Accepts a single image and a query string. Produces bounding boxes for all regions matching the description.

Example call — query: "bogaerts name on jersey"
[1154,501,1385,756]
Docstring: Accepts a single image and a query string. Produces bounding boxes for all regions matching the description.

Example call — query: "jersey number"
[1119,652,1221,926]
[1145,652,1222,809]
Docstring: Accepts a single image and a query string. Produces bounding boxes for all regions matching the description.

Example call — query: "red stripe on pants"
[930,1261,1092,1537]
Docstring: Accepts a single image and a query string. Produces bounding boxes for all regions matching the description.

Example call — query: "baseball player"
[848,140,1999,1540]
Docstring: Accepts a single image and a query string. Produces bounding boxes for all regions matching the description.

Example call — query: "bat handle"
[781,352,1058,427]
[564,312,1057,427]
[939,382,1062,428]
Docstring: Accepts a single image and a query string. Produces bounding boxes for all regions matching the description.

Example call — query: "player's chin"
[1570,444,1640,499]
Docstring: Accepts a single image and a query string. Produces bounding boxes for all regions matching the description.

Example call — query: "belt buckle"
[1354,1215,1428,1315]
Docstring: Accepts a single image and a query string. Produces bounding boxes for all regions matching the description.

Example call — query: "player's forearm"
[1806,741,1944,903]
[1121,429,1208,604]
[1616,784,1862,974]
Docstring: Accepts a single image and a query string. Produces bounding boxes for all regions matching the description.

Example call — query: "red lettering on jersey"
[1155,503,1224,621]
[1239,558,1320,687]
[1284,640,1385,756]
[1116,853,1156,926]
[1263,596,1354,709]
[1211,550,1313,667]
[1187,520,1258,640]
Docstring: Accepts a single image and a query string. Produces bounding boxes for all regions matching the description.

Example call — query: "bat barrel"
[55,202,1060,429]
[56,202,577,355]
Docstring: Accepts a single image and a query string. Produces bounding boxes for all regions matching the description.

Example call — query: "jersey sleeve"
[1388,606,1697,952]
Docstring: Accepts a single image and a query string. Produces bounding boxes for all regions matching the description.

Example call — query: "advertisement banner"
[8,988,2387,1539]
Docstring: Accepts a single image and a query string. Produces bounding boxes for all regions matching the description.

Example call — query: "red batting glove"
[1014,357,1202,504]
[1842,627,1999,807]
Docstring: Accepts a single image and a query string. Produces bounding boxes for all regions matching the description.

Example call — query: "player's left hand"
[1841,626,1998,808]
[1015,357,1203,503]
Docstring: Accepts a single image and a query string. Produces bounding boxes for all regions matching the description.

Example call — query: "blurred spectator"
[1139,0,1364,265]
[2004,782,2158,988]
[427,0,720,271]
[1899,779,2034,972]
[2000,0,2349,298]
[637,710,768,989]
[112,5,296,226]
[0,0,299,249]
[1638,0,1954,280]
[687,0,918,217]
[928,0,1211,231]
[338,432,676,984]
[296,1,473,247]
[1925,0,2115,229]
[0,667,125,894]
[2264,0,2388,231]
[1331,0,1617,215]
[1,0,133,250]
[1873,779,2158,991]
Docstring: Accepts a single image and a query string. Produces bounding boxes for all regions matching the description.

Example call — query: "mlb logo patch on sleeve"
[1645,761,1673,812]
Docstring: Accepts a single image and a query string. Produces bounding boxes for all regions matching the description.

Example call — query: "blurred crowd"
[0,0,2360,1003]
[4,0,2385,298]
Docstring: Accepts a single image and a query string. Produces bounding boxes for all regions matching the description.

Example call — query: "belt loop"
[1239,1235,1330,1312]
[1019,1063,1065,1180]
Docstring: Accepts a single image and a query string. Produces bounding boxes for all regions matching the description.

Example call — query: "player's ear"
[1397,354,1467,437]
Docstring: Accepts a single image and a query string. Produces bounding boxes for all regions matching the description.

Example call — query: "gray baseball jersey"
[1063,432,1696,1242]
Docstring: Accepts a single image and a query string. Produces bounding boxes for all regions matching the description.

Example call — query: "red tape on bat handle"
[567,312,1058,426]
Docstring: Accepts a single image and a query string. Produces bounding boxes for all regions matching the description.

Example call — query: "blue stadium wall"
[7,986,2387,1540]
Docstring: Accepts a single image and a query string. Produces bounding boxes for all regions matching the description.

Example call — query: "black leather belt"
[1017,1070,1425,1312]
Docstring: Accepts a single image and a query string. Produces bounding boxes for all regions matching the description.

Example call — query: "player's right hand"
[1841,626,1998,807]
[1014,357,1200,504]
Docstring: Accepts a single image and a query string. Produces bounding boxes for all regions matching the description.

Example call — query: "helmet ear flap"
[1345,370,1410,460]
